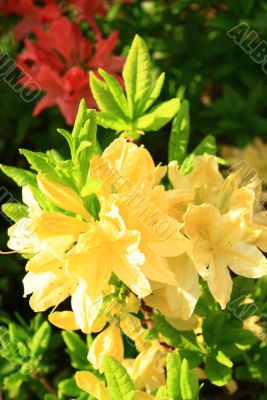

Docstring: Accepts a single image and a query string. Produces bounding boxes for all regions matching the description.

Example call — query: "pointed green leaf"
[62,331,88,370]
[30,321,51,358]
[98,68,128,114]
[0,164,36,187]
[72,99,87,149]
[90,72,126,118]
[122,35,151,116]
[144,98,181,131]
[2,203,28,222]
[168,100,190,164]
[144,72,165,111]
[166,351,182,400]
[57,128,74,158]
[103,356,135,400]
[96,111,127,131]
[136,113,156,130]
[193,134,216,156]
[180,359,199,400]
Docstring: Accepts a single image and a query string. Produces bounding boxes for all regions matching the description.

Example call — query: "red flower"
[32,66,94,125]
[0,0,61,39]
[17,16,124,124]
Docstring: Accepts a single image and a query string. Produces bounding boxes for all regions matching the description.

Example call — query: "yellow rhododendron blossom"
[37,175,92,221]
[88,325,124,372]
[75,371,155,400]
[90,138,190,287]
[65,202,151,301]
[221,137,267,181]
[75,371,109,400]
[145,253,200,320]
[184,203,267,308]
[126,344,166,392]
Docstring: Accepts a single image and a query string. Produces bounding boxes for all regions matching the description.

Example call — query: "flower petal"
[227,243,267,278]
[206,256,233,309]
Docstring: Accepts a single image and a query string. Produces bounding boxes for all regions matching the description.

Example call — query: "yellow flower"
[144,254,200,320]
[124,344,166,393]
[66,202,151,301]
[90,138,189,287]
[221,137,267,181]
[75,371,155,400]
[37,175,92,221]
[183,203,267,308]
[91,137,166,192]
[88,325,124,372]
[75,371,109,400]
[168,156,224,221]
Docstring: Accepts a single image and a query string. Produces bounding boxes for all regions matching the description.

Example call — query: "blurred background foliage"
[1,1,267,399]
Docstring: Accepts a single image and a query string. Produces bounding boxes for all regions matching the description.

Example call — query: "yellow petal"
[48,311,79,330]
[39,212,88,235]
[23,271,73,312]
[88,325,124,372]
[71,280,103,334]
[227,243,267,278]
[207,256,233,309]
[37,176,91,221]
[75,371,108,400]
[131,345,166,391]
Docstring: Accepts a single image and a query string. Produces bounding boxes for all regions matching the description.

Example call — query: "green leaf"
[2,203,28,222]
[78,110,99,185]
[92,36,180,139]
[166,351,182,400]
[90,72,126,118]
[62,331,89,370]
[122,34,151,116]
[156,386,169,399]
[144,72,165,111]
[193,134,217,156]
[57,128,74,158]
[81,179,103,197]
[180,359,199,400]
[168,100,190,164]
[96,111,127,131]
[3,372,24,398]
[205,355,232,386]
[202,311,228,348]
[58,377,81,398]
[20,149,75,190]
[44,396,58,400]
[145,98,180,131]
[0,164,36,187]
[98,68,128,113]
[30,321,51,358]
[103,356,135,400]
[72,99,87,150]
[153,315,203,353]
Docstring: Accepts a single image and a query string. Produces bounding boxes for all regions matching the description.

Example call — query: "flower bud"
[37,175,91,221]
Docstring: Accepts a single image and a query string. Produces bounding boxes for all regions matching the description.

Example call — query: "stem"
[32,372,57,398]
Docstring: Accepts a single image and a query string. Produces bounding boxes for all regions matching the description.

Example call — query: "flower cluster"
[0,0,127,124]
[2,36,267,397]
